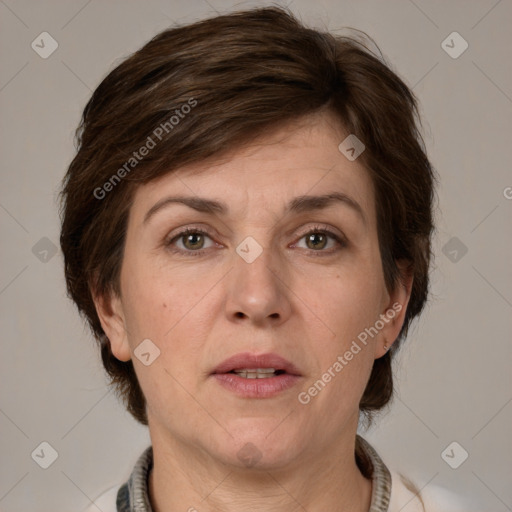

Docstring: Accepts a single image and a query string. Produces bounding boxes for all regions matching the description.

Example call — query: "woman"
[59,6,475,512]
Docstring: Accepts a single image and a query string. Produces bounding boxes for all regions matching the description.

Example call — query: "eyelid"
[293,223,346,242]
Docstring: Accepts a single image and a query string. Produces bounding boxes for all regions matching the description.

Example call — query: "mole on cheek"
[163,303,167,308]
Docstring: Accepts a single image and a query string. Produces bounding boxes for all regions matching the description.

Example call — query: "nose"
[224,242,292,327]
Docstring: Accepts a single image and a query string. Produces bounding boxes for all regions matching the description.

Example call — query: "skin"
[94,109,413,512]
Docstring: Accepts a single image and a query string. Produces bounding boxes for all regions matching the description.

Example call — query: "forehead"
[129,111,376,226]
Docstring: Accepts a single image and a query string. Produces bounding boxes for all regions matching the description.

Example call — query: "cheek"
[304,267,384,345]
[122,269,209,413]
[121,261,217,387]
[120,255,201,339]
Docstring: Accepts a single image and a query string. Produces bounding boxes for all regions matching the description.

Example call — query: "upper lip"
[211,352,302,376]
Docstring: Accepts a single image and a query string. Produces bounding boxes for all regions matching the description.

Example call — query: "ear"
[92,287,132,362]
[375,259,414,359]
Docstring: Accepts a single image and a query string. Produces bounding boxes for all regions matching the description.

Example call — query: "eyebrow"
[143,192,366,225]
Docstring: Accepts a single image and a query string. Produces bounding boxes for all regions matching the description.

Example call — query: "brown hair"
[59,6,436,427]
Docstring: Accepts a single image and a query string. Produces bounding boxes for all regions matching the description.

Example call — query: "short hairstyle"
[59,6,436,428]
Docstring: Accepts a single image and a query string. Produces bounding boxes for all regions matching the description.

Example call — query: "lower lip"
[211,373,302,398]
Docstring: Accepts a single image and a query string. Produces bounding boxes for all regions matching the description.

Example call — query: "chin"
[216,425,301,471]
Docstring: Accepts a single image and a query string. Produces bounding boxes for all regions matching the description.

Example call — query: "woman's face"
[96,111,410,470]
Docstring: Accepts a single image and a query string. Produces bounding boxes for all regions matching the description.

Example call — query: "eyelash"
[164,224,346,258]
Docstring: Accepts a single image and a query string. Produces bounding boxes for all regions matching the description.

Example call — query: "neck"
[147,426,373,512]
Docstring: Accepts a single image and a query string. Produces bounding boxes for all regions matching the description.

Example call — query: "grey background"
[0,0,511,510]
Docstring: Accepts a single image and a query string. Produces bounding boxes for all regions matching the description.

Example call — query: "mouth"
[211,352,302,398]
[211,352,302,376]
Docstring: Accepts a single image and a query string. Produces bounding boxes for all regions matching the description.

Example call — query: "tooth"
[233,368,278,379]
[234,368,276,373]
